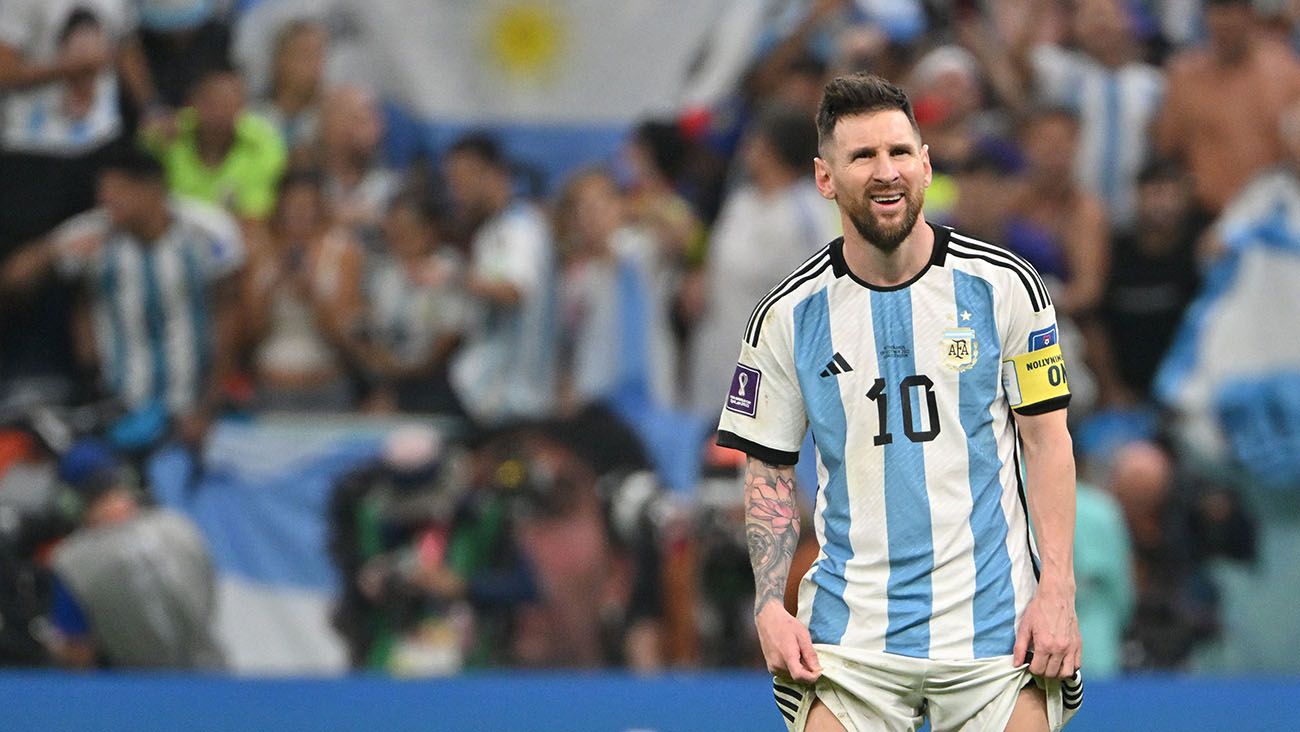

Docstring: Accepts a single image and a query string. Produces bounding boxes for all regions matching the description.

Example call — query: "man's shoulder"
[741,242,837,347]
[943,228,1051,313]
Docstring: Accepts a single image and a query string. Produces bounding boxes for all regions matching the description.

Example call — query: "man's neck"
[840,215,934,287]
[129,206,171,244]
[197,127,236,166]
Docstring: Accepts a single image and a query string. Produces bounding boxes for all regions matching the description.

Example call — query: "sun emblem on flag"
[486,3,566,80]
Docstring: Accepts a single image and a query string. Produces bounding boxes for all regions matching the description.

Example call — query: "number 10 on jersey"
[865,375,941,446]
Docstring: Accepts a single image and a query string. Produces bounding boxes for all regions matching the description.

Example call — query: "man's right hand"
[755,599,822,684]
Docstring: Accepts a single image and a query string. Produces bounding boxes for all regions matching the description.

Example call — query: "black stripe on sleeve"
[947,245,1043,313]
[1012,393,1071,416]
[950,232,1052,308]
[746,257,833,347]
[744,249,830,345]
[717,430,800,466]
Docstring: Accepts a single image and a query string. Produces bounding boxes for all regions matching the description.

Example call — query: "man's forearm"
[744,456,800,614]
[1022,429,1077,590]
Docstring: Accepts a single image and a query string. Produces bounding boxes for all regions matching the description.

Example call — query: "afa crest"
[941,327,978,372]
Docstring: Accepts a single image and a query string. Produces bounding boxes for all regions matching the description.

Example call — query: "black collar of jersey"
[829,221,951,291]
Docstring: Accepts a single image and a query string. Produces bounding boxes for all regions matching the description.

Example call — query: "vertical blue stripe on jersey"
[793,290,853,645]
[100,247,126,398]
[140,248,169,402]
[954,271,1016,657]
[180,240,211,383]
[1101,75,1121,215]
[870,288,933,657]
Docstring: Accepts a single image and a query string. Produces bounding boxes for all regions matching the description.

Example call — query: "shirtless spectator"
[1155,0,1300,219]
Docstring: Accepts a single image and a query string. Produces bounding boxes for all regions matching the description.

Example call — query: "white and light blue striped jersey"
[1031,44,1165,230]
[717,223,1071,661]
[53,198,244,412]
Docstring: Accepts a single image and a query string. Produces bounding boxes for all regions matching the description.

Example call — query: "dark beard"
[846,188,924,253]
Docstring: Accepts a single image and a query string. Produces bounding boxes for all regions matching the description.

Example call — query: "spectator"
[685,104,838,415]
[905,44,1010,225]
[48,438,224,669]
[0,148,243,443]
[1017,0,1163,231]
[554,169,675,417]
[135,0,232,110]
[1107,441,1255,670]
[245,170,363,412]
[253,19,327,162]
[1004,106,1109,318]
[621,120,703,266]
[444,134,557,427]
[1095,159,1201,405]
[313,84,400,250]
[143,64,287,222]
[357,194,468,416]
[1211,98,1300,261]
[0,1,162,407]
[1155,0,1300,218]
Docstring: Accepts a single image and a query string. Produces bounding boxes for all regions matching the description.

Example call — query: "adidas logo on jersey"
[820,352,853,378]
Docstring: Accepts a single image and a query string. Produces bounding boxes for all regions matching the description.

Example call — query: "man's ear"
[921,143,933,188]
[814,157,836,201]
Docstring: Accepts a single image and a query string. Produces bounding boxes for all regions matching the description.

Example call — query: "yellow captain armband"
[1001,343,1071,414]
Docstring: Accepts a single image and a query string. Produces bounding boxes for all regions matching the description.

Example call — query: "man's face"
[193,73,245,135]
[97,171,157,228]
[814,110,931,253]
[1024,114,1078,180]
[443,151,487,213]
[1137,178,1189,232]
[1206,3,1253,62]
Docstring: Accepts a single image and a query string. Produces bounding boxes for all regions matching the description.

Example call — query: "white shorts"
[772,645,1082,732]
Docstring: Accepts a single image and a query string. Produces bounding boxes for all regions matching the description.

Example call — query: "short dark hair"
[101,145,165,182]
[447,132,509,172]
[751,104,819,172]
[633,119,688,181]
[816,73,918,151]
[1135,156,1186,186]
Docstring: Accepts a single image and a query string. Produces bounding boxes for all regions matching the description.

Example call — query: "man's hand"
[755,599,822,684]
[1014,582,1081,679]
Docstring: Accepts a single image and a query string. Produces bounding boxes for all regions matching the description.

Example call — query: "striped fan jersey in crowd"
[717,223,1071,661]
[51,198,245,413]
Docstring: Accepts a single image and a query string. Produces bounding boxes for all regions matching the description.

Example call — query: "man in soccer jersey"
[717,73,1081,731]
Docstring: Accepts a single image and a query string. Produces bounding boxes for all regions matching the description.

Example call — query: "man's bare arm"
[745,456,800,614]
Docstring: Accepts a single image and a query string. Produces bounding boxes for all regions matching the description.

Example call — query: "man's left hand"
[1014,582,1081,679]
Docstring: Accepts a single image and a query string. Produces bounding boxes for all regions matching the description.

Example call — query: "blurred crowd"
[0,0,1292,678]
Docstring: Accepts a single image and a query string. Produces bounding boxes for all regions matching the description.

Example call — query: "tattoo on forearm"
[744,457,799,615]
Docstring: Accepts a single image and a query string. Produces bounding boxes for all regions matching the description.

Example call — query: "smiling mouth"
[870,193,905,205]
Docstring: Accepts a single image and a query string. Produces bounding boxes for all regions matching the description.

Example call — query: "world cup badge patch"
[941,327,978,372]
[726,363,761,417]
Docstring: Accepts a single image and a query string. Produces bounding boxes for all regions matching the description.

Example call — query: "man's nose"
[871,156,900,182]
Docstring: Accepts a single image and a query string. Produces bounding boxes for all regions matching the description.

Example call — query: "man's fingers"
[782,639,816,683]
[797,628,822,674]
[1012,625,1031,667]
[1042,653,1064,680]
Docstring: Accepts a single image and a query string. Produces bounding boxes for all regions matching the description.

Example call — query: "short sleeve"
[0,0,35,51]
[1031,44,1082,106]
[716,311,808,465]
[50,210,111,278]
[176,197,246,280]
[477,208,549,297]
[999,270,1071,416]
[233,114,288,219]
